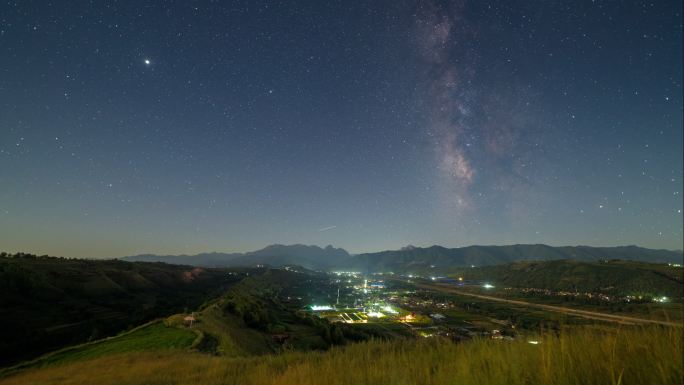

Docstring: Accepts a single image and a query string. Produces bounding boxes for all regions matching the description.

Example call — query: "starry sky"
[1,0,682,258]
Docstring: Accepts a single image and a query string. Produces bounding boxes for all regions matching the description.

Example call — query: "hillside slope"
[0,254,239,366]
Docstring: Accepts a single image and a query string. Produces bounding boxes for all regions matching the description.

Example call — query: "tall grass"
[1,326,681,385]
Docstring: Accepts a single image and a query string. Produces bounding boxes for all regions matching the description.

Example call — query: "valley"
[1,250,682,384]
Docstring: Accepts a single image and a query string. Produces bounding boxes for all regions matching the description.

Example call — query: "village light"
[382,305,398,314]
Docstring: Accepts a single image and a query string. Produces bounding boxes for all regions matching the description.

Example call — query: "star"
[144,59,151,65]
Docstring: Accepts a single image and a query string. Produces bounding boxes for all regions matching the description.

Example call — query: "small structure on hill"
[184,314,197,327]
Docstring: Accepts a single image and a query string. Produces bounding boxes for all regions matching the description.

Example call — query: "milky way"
[0,0,681,257]
[415,1,476,211]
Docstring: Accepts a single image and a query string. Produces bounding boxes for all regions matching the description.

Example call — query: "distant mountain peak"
[257,244,347,253]
[123,243,681,272]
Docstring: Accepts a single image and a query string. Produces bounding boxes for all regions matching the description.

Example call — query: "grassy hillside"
[193,268,407,354]
[0,254,242,366]
[0,326,680,385]
[2,321,196,375]
[38,322,196,366]
[0,258,397,368]
[450,259,684,298]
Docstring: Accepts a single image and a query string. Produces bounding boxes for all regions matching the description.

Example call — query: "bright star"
[144,59,151,65]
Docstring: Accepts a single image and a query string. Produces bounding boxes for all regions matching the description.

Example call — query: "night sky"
[1,1,682,257]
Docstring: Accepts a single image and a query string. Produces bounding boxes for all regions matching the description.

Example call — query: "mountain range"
[124,244,350,270]
[123,244,683,272]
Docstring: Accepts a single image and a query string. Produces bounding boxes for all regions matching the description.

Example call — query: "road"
[411,281,682,327]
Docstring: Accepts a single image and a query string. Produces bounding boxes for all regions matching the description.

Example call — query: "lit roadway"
[404,280,682,327]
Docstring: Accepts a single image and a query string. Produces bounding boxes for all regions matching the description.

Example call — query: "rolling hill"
[0,254,240,366]
[451,259,684,298]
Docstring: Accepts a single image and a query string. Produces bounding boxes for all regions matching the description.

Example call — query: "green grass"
[191,303,274,356]
[12,322,196,371]
[1,326,681,385]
